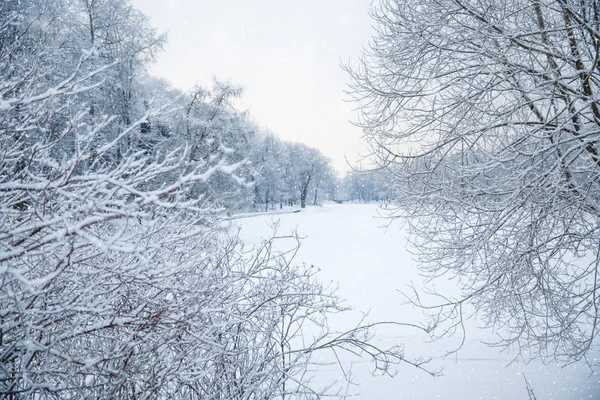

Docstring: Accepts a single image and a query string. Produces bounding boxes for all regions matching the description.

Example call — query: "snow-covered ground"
[237,202,600,400]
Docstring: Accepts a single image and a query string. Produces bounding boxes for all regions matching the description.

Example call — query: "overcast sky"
[130,0,375,175]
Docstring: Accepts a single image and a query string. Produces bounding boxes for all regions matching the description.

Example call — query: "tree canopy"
[348,0,600,366]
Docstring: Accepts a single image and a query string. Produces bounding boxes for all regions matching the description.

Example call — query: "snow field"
[237,202,600,400]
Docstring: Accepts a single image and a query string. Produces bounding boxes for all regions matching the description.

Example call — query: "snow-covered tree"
[77,0,166,127]
[181,81,256,209]
[251,133,286,211]
[0,6,248,394]
[348,0,600,365]
[250,137,337,210]
[287,143,333,209]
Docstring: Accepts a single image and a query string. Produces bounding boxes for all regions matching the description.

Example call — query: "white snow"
[238,202,600,400]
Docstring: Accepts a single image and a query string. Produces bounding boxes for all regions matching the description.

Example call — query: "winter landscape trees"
[348,0,600,366]
[251,136,337,210]
[0,1,425,398]
[11,0,599,396]
[339,170,393,203]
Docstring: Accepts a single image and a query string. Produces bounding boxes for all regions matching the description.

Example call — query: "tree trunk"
[300,188,307,208]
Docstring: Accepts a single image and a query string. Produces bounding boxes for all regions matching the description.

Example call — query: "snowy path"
[237,202,600,399]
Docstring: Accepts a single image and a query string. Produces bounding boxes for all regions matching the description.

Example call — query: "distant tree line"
[251,135,338,210]
[338,170,394,203]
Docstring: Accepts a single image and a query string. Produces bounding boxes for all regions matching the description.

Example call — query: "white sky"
[130,0,375,175]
